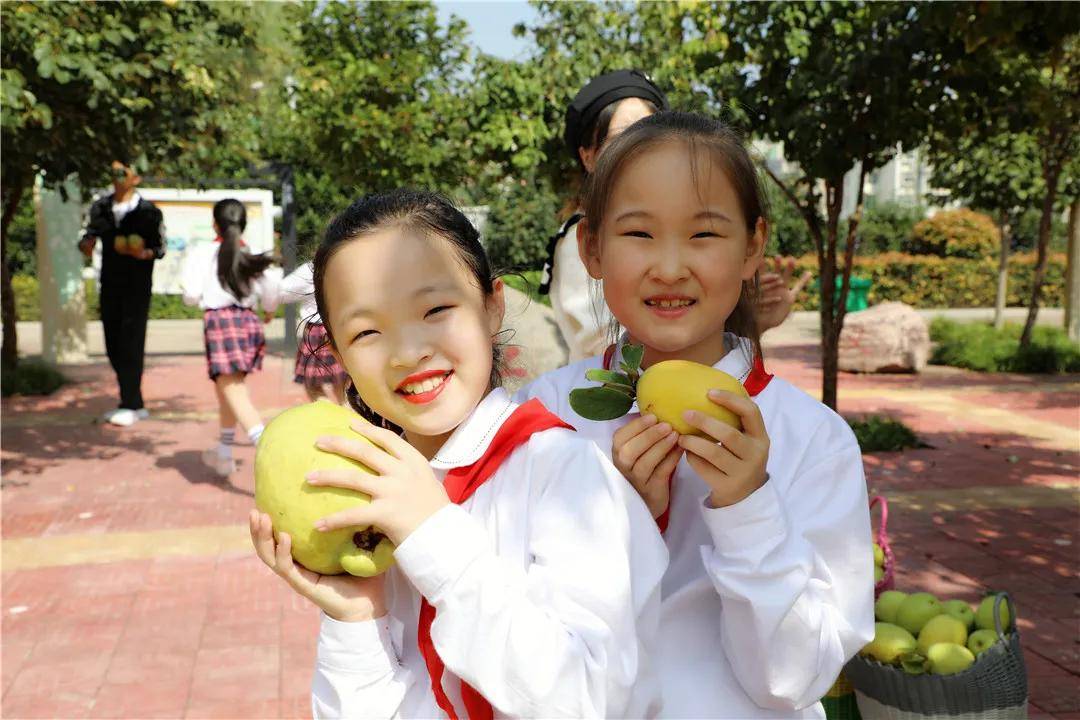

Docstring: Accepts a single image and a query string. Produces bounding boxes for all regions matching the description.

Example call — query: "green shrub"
[847,415,920,452]
[12,274,40,321]
[483,174,563,271]
[792,251,1066,311]
[857,201,925,254]
[765,182,816,257]
[1,359,68,397]
[909,208,1000,259]
[929,319,1080,373]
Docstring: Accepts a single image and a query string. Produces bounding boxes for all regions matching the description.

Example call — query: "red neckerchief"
[602,344,773,532]
[417,399,574,720]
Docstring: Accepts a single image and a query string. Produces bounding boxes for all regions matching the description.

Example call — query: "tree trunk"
[1,180,27,371]
[820,177,845,411]
[994,214,1010,331]
[1020,164,1061,347]
[1066,197,1080,342]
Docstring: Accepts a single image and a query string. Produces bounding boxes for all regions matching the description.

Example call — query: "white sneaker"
[201,448,236,478]
[108,408,149,427]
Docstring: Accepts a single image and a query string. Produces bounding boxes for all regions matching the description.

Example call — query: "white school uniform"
[280,261,321,324]
[311,387,668,719]
[180,242,282,311]
[516,335,875,718]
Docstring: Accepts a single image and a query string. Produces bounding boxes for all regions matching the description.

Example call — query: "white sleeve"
[549,230,609,361]
[311,614,413,719]
[699,426,875,711]
[180,249,205,307]
[280,262,314,305]
[256,266,284,313]
[394,440,664,718]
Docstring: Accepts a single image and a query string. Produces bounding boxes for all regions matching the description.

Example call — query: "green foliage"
[14,276,205,321]
[909,209,1000,259]
[1,358,66,397]
[846,416,920,453]
[7,195,36,274]
[765,181,814,257]
[792,252,1066,311]
[1013,206,1070,252]
[929,319,1080,373]
[857,202,925,254]
[482,174,562,271]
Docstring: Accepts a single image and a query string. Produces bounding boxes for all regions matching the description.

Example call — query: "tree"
[933,3,1080,345]
[700,2,969,410]
[0,0,257,368]
[927,129,1044,328]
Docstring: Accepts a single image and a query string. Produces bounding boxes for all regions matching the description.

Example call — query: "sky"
[434,1,540,60]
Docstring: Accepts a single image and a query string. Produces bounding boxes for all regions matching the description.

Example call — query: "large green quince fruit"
[926,642,975,675]
[917,614,969,655]
[895,592,942,635]
[875,590,908,624]
[975,594,1013,632]
[569,344,747,435]
[255,399,395,577]
[860,622,917,664]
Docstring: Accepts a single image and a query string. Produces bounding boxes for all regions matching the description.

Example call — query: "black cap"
[564,69,669,157]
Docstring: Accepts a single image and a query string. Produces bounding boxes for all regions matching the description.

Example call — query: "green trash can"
[835,276,872,313]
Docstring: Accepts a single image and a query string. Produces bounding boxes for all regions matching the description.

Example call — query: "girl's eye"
[691,231,721,239]
[352,329,379,342]
[425,305,453,318]
[622,231,652,239]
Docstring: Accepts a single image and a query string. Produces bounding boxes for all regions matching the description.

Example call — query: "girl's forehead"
[325,228,475,299]
[612,142,736,205]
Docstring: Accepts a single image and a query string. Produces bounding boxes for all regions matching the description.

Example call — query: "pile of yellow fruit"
[861,591,1013,676]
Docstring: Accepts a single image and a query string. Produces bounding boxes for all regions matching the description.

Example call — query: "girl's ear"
[741,217,768,281]
[577,220,604,280]
[487,278,506,336]
[578,145,599,174]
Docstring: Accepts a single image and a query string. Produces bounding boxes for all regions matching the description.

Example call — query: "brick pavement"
[2,344,1077,718]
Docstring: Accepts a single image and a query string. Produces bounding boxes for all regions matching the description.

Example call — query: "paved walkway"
[2,319,1078,717]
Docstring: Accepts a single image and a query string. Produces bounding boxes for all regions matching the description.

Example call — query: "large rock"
[839,302,930,373]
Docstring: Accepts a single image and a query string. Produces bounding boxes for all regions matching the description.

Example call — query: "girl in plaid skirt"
[181,199,282,477]
[280,261,349,404]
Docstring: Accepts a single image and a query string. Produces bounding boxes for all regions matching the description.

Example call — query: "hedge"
[792,251,1066,311]
[13,276,206,322]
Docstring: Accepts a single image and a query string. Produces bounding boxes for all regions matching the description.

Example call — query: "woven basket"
[870,495,895,598]
[844,594,1027,718]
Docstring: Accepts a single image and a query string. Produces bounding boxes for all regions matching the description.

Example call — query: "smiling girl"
[250,189,666,719]
[519,112,874,717]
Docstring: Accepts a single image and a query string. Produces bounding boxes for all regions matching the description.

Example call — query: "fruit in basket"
[874,565,884,582]
[861,622,917,664]
[896,592,942,635]
[873,542,885,567]
[942,599,975,629]
[967,628,998,656]
[917,614,968,654]
[926,642,975,675]
[975,594,1012,632]
[875,590,908,624]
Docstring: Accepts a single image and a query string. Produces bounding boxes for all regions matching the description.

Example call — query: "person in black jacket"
[78,160,165,427]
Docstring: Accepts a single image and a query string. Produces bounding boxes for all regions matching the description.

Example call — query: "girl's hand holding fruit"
[679,391,770,508]
[249,509,387,622]
[611,413,683,519]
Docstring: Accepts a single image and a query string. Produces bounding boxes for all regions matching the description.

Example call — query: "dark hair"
[562,97,661,218]
[214,199,276,301]
[312,189,505,429]
[580,110,768,357]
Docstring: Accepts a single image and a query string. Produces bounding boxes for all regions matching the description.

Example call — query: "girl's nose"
[390,329,434,368]
[651,239,690,284]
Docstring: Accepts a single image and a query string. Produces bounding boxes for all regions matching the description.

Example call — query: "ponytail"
[213,199,276,300]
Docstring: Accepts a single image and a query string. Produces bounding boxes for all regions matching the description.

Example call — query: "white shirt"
[549,218,613,362]
[311,388,668,719]
[112,192,141,225]
[516,336,875,718]
[281,262,321,325]
[180,242,282,311]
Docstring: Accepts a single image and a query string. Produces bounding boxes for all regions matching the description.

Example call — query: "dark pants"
[100,280,152,410]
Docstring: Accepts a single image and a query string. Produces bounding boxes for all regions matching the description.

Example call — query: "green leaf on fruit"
[900,652,928,675]
[570,386,634,421]
[619,344,644,376]
[585,368,635,390]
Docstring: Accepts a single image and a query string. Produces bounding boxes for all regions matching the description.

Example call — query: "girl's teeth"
[653,299,691,308]
[403,374,447,394]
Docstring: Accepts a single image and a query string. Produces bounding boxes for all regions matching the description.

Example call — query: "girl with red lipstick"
[250,189,667,719]
[517,112,874,718]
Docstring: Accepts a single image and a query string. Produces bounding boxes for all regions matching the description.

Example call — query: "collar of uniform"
[429,386,518,471]
[611,332,755,413]
[111,192,141,215]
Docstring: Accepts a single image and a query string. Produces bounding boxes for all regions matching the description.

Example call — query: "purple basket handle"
[870,495,889,544]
